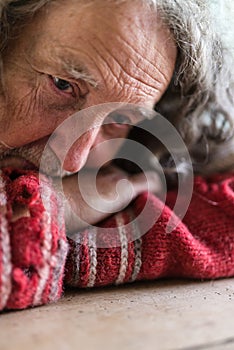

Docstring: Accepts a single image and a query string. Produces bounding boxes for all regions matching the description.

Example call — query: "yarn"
[1,169,234,310]
[65,173,234,288]
[0,169,68,311]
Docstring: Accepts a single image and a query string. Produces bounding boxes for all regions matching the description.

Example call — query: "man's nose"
[50,120,130,173]
[49,126,101,173]
[48,103,153,173]
[47,104,122,173]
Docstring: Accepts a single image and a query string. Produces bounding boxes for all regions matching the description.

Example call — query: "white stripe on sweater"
[115,213,129,285]
[131,238,142,282]
[49,191,68,301]
[49,239,68,302]
[33,183,53,306]
[70,232,81,287]
[87,227,97,288]
[129,212,142,282]
[0,216,12,309]
[0,172,12,309]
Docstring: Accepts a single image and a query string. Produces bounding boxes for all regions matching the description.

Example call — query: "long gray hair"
[0,0,234,174]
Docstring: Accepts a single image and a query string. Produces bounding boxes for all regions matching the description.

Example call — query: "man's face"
[0,0,177,172]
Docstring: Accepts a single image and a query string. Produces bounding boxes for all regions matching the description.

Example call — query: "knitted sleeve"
[1,170,234,311]
[65,173,234,288]
[0,168,68,311]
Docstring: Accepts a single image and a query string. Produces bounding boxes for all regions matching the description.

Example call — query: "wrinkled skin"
[0,1,177,228]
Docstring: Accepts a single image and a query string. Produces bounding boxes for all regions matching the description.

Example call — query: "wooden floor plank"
[0,279,234,350]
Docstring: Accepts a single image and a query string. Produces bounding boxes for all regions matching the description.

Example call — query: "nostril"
[105,112,131,128]
[103,112,132,137]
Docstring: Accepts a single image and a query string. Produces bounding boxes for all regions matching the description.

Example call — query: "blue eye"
[107,112,130,124]
[112,113,129,124]
[51,76,73,92]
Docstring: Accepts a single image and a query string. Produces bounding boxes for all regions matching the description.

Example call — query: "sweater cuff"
[0,169,68,311]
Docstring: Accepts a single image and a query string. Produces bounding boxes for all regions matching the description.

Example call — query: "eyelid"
[58,74,90,97]
[49,75,83,99]
[54,77,74,92]
[49,75,74,96]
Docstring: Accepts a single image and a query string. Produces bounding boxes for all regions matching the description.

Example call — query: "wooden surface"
[0,279,234,350]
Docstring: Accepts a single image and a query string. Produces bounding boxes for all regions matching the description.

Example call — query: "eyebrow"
[63,61,98,89]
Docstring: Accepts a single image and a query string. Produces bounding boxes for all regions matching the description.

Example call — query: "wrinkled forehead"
[74,1,165,39]
[31,1,176,78]
[35,0,175,56]
[13,0,176,108]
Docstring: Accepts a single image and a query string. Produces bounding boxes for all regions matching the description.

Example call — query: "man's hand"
[62,165,161,233]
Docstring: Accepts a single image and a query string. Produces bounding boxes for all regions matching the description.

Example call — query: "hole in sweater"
[11,203,31,222]
[8,170,20,181]
[22,186,32,199]
[24,266,36,279]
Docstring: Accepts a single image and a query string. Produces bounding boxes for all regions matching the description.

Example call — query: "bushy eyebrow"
[62,61,98,88]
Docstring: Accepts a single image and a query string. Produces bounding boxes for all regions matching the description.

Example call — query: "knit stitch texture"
[1,169,234,310]
[65,174,234,288]
[0,169,68,311]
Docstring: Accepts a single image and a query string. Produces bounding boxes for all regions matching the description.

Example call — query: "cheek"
[1,87,48,145]
[0,83,76,147]
[0,59,84,147]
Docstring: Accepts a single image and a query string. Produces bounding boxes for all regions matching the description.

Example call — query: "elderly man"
[0,0,234,311]
[0,1,175,162]
[0,0,178,225]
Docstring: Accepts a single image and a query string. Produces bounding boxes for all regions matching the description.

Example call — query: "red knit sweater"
[0,168,234,311]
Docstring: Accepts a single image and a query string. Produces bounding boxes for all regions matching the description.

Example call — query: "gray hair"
[0,0,233,174]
